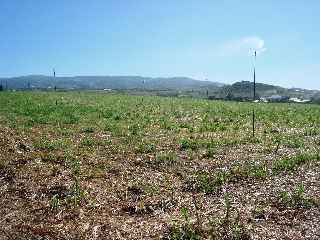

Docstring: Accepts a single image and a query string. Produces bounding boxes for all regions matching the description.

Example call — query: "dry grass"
[0,91,319,239]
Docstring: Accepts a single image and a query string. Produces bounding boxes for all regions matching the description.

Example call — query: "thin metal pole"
[252,51,257,137]
[53,68,57,91]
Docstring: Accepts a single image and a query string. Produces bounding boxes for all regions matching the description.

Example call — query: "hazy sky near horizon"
[1,0,319,89]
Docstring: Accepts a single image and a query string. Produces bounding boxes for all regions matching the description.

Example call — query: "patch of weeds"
[167,194,250,239]
[220,193,231,225]
[304,128,318,136]
[58,127,73,136]
[81,126,95,133]
[34,138,70,151]
[203,139,218,149]
[179,122,194,133]
[154,151,178,167]
[184,171,228,194]
[285,137,304,149]
[252,200,267,220]
[247,136,262,144]
[247,161,268,178]
[67,155,81,176]
[80,137,95,147]
[50,194,61,211]
[67,176,85,207]
[272,153,319,174]
[186,152,318,194]
[128,123,141,136]
[135,141,156,153]
[186,161,268,194]
[159,117,176,130]
[276,183,317,209]
[84,165,106,179]
[40,152,65,164]
[105,121,124,136]
[199,122,226,133]
[167,208,201,240]
[180,138,198,150]
[55,177,87,209]
[63,154,87,208]
[231,208,250,240]
[202,147,216,158]
[56,110,79,124]
[218,194,250,240]
[230,161,269,180]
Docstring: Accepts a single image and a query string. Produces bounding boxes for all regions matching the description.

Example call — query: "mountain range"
[0,75,319,102]
[0,75,223,90]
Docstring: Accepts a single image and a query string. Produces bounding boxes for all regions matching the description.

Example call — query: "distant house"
[289,97,310,103]
[259,97,268,103]
[266,95,290,102]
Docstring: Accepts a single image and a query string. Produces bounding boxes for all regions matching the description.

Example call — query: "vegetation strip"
[186,152,320,194]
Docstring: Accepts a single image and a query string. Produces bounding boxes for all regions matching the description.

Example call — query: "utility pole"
[53,68,58,105]
[53,68,57,91]
[252,51,257,137]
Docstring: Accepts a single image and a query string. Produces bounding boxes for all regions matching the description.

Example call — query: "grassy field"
[0,91,319,239]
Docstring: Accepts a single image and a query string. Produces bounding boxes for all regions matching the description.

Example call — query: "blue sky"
[1,0,319,89]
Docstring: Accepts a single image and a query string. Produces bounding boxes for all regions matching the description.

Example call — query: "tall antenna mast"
[254,51,256,100]
[53,68,56,91]
[252,51,257,137]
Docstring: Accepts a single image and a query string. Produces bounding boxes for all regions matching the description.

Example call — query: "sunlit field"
[0,91,319,239]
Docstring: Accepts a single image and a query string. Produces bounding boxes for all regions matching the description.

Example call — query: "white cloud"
[219,36,267,56]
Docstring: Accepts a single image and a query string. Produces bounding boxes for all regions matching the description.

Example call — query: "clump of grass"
[186,161,268,194]
[202,147,216,158]
[50,194,61,211]
[277,183,317,209]
[185,151,319,194]
[167,208,201,240]
[154,152,178,167]
[104,121,124,136]
[64,154,87,207]
[128,123,142,136]
[65,176,86,207]
[218,194,250,240]
[180,138,198,150]
[220,193,231,225]
[34,138,70,151]
[285,137,304,149]
[272,153,319,174]
[184,171,228,194]
[167,194,250,240]
[252,200,267,220]
[80,137,95,147]
[246,161,268,178]
[178,122,194,133]
[82,126,95,133]
[135,141,156,153]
